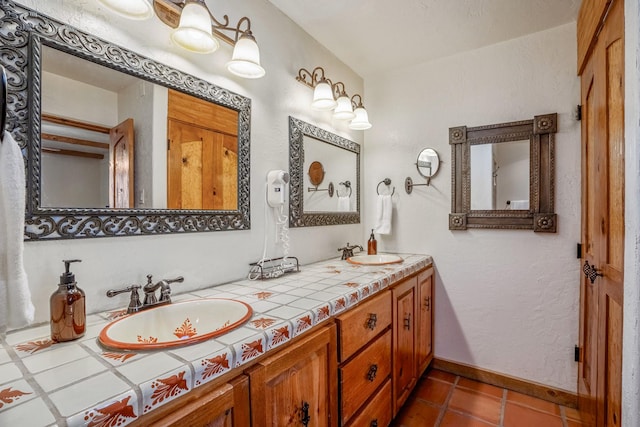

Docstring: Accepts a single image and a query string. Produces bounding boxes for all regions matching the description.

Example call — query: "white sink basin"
[98,298,252,351]
[347,254,403,266]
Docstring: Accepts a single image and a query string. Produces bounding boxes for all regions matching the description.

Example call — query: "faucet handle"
[164,276,184,285]
[106,285,143,314]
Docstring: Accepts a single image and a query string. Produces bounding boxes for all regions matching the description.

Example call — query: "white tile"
[116,352,185,384]
[214,326,260,345]
[192,348,234,388]
[4,324,51,345]
[269,284,295,293]
[302,282,334,290]
[248,300,280,314]
[21,344,89,373]
[0,348,11,364]
[139,367,192,414]
[266,305,306,319]
[34,356,107,392]
[287,298,328,310]
[49,371,131,417]
[285,287,316,297]
[266,294,298,304]
[0,398,56,426]
[168,339,225,362]
[0,363,23,385]
[306,290,345,301]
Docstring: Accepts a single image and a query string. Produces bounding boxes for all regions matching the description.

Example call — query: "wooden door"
[248,324,337,427]
[416,267,434,376]
[109,118,134,208]
[392,277,416,415]
[578,0,624,425]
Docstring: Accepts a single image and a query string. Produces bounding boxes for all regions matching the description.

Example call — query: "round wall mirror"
[308,161,325,186]
[416,148,440,178]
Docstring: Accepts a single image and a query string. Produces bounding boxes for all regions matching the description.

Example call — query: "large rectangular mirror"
[0,2,251,239]
[449,113,558,232]
[289,117,360,227]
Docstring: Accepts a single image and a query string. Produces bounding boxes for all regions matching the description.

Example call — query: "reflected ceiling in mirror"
[0,1,251,239]
[449,113,557,232]
[289,117,360,227]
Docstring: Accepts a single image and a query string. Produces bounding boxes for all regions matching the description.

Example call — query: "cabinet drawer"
[346,379,392,427]
[340,330,392,425]
[337,290,391,361]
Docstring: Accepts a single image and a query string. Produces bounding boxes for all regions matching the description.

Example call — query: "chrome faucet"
[143,274,184,306]
[107,275,184,314]
[338,243,364,260]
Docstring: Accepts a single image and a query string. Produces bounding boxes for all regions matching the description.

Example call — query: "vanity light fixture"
[296,66,372,129]
[96,0,265,79]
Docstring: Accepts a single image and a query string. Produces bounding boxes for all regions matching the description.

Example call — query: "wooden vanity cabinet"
[247,323,338,427]
[137,375,250,427]
[392,265,435,416]
[416,267,434,377]
[336,291,392,426]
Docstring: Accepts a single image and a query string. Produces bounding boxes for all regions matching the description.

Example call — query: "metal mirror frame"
[289,116,360,227]
[0,1,251,240]
[449,113,557,232]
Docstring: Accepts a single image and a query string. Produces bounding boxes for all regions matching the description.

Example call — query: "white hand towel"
[0,131,35,336]
[509,200,529,210]
[374,194,392,235]
[337,195,350,211]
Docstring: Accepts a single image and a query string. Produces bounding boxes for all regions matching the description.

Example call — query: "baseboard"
[432,358,578,408]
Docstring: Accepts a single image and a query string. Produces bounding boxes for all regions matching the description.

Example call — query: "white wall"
[16,0,363,321]
[363,23,581,392]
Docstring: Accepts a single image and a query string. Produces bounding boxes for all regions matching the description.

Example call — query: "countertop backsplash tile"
[0,254,431,426]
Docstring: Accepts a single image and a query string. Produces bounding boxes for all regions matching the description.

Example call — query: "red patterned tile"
[295,315,313,334]
[14,339,54,354]
[270,326,290,347]
[255,292,273,300]
[150,372,189,407]
[251,317,277,329]
[344,282,360,288]
[316,305,331,321]
[83,395,136,427]
[241,339,264,361]
[334,297,347,311]
[101,352,137,363]
[0,387,31,409]
[201,353,230,380]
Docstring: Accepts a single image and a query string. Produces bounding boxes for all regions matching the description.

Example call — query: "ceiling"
[268,0,581,78]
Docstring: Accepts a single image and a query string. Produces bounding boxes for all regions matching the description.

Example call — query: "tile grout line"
[433,374,460,427]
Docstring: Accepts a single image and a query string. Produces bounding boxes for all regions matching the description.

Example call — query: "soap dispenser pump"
[368,229,377,255]
[50,259,85,342]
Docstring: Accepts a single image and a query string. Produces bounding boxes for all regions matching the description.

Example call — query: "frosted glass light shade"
[97,0,153,20]
[311,80,337,110]
[333,95,355,120]
[349,107,372,130]
[171,2,219,54]
[226,34,266,79]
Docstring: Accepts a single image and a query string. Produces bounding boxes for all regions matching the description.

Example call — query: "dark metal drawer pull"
[371,420,378,427]
[582,260,603,284]
[300,401,310,426]
[404,313,411,330]
[367,364,378,381]
[366,313,377,330]
[424,296,430,310]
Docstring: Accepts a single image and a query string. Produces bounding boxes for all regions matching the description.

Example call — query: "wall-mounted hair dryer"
[266,170,290,207]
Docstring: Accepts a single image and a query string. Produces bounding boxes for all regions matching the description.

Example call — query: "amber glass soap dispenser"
[50,259,86,342]
[368,229,377,255]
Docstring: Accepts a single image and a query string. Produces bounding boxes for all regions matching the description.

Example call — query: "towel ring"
[0,65,6,143]
[376,178,395,196]
[338,181,352,198]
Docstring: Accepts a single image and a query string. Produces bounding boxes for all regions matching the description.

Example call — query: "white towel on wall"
[374,194,392,235]
[337,196,350,211]
[0,131,35,336]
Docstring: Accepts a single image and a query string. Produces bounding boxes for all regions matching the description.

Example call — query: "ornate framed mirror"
[289,116,360,227]
[449,113,557,232]
[0,1,251,240]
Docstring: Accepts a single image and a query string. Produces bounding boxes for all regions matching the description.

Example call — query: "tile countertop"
[0,254,432,427]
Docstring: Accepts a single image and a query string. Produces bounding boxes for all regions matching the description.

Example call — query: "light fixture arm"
[332,81,348,98]
[351,94,365,109]
[154,0,255,46]
[296,66,333,88]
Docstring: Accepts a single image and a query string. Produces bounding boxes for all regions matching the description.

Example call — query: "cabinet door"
[392,277,416,415]
[248,324,337,427]
[416,267,434,376]
[143,375,250,427]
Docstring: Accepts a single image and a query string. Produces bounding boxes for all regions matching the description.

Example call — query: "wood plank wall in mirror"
[0,1,251,239]
[449,113,558,232]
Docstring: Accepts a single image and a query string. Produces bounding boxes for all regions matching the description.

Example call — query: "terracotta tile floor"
[392,369,585,427]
